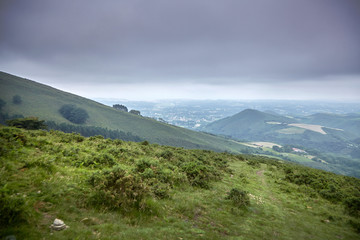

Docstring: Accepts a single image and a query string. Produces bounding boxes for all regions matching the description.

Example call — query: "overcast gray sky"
[1,0,360,101]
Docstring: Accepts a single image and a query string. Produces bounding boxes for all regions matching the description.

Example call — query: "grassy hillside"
[203,109,359,154]
[203,109,360,177]
[302,113,360,137]
[1,126,359,239]
[203,109,296,139]
[0,71,248,153]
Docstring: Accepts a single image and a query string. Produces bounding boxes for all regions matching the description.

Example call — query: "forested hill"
[1,126,359,239]
[0,71,248,153]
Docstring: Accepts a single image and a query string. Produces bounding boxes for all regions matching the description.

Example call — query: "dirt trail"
[256,170,265,185]
[256,169,277,201]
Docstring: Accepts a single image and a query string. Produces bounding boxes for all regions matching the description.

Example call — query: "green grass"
[1,126,359,239]
[0,71,249,153]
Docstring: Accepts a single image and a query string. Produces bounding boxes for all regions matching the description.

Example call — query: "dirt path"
[256,169,277,201]
[256,170,265,185]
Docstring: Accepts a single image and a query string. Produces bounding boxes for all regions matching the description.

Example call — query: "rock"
[50,218,68,231]
[5,235,16,240]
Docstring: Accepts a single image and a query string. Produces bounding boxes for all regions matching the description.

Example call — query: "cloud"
[0,0,359,99]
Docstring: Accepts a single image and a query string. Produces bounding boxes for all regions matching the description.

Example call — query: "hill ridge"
[0,71,248,153]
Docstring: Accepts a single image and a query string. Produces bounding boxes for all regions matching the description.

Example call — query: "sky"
[1,0,360,101]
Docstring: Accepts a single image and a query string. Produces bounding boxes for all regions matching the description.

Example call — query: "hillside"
[1,126,359,239]
[0,71,248,153]
[302,113,360,136]
[203,109,360,177]
[203,109,296,140]
[203,109,358,152]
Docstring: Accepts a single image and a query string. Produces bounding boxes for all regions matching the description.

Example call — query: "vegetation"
[113,104,128,112]
[1,126,359,239]
[46,121,143,142]
[59,104,89,124]
[0,98,6,110]
[129,109,141,115]
[12,95,22,105]
[6,117,47,130]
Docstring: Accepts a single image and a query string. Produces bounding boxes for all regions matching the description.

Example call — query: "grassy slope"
[203,108,358,154]
[0,71,247,153]
[204,109,296,138]
[303,113,360,136]
[1,127,359,239]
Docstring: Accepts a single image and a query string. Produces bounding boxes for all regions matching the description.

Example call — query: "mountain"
[203,109,358,152]
[0,71,248,153]
[302,113,360,136]
[1,126,359,239]
[203,109,360,177]
[204,109,296,140]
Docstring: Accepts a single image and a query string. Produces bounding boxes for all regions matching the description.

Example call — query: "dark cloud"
[0,0,359,99]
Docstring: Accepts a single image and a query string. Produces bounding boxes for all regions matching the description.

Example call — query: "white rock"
[50,218,68,231]
[53,219,64,225]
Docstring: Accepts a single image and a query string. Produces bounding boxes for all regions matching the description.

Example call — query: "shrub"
[12,95,22,104]
[6,117,47,130]
[159,150,174,160]
[344,197,360,217]
[74,153,116,168]
[88,166,149,212]
[135,158,159,173]
[226,188,250,208]
[348,219,360,233]
[0,186,28,225]
[181,160,219,189]
[59,104,89,124]
[151,182,171,199]
[246,159,261,168]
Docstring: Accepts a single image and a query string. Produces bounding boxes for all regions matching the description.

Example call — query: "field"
[288,123,326,134]
[250,142,282,148]
[277,127,306,134]
[1,126,359,239]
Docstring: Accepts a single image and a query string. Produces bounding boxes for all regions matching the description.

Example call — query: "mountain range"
[203,108,360,154]
[1,71,359,177]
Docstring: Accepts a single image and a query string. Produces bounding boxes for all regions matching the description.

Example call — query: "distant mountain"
[204,109,296,140]
[302,113,360,135]
[0,71,248,153]
[203,109,359,155]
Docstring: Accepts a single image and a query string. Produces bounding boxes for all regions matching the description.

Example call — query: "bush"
[88,166,149,212]
[181,160,219,189]
[344,197,360,217]
[151,182,171,199]
[0,186,28,226]
[226,188,250,208]
[12,95,22,104]
[159,150,173,160]
[74,153,116,168]
[59,104,89,124]
[6,117,47,130]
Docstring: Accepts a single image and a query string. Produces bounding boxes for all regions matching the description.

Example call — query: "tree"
[0,98,6,111]
[6,117,47,130]
[12,95,22,104]
[59,104,89,124]
[129,110,141,116]
[113,104,128,112]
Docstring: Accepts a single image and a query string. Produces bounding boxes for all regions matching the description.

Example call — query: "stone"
[50,218,68,231]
